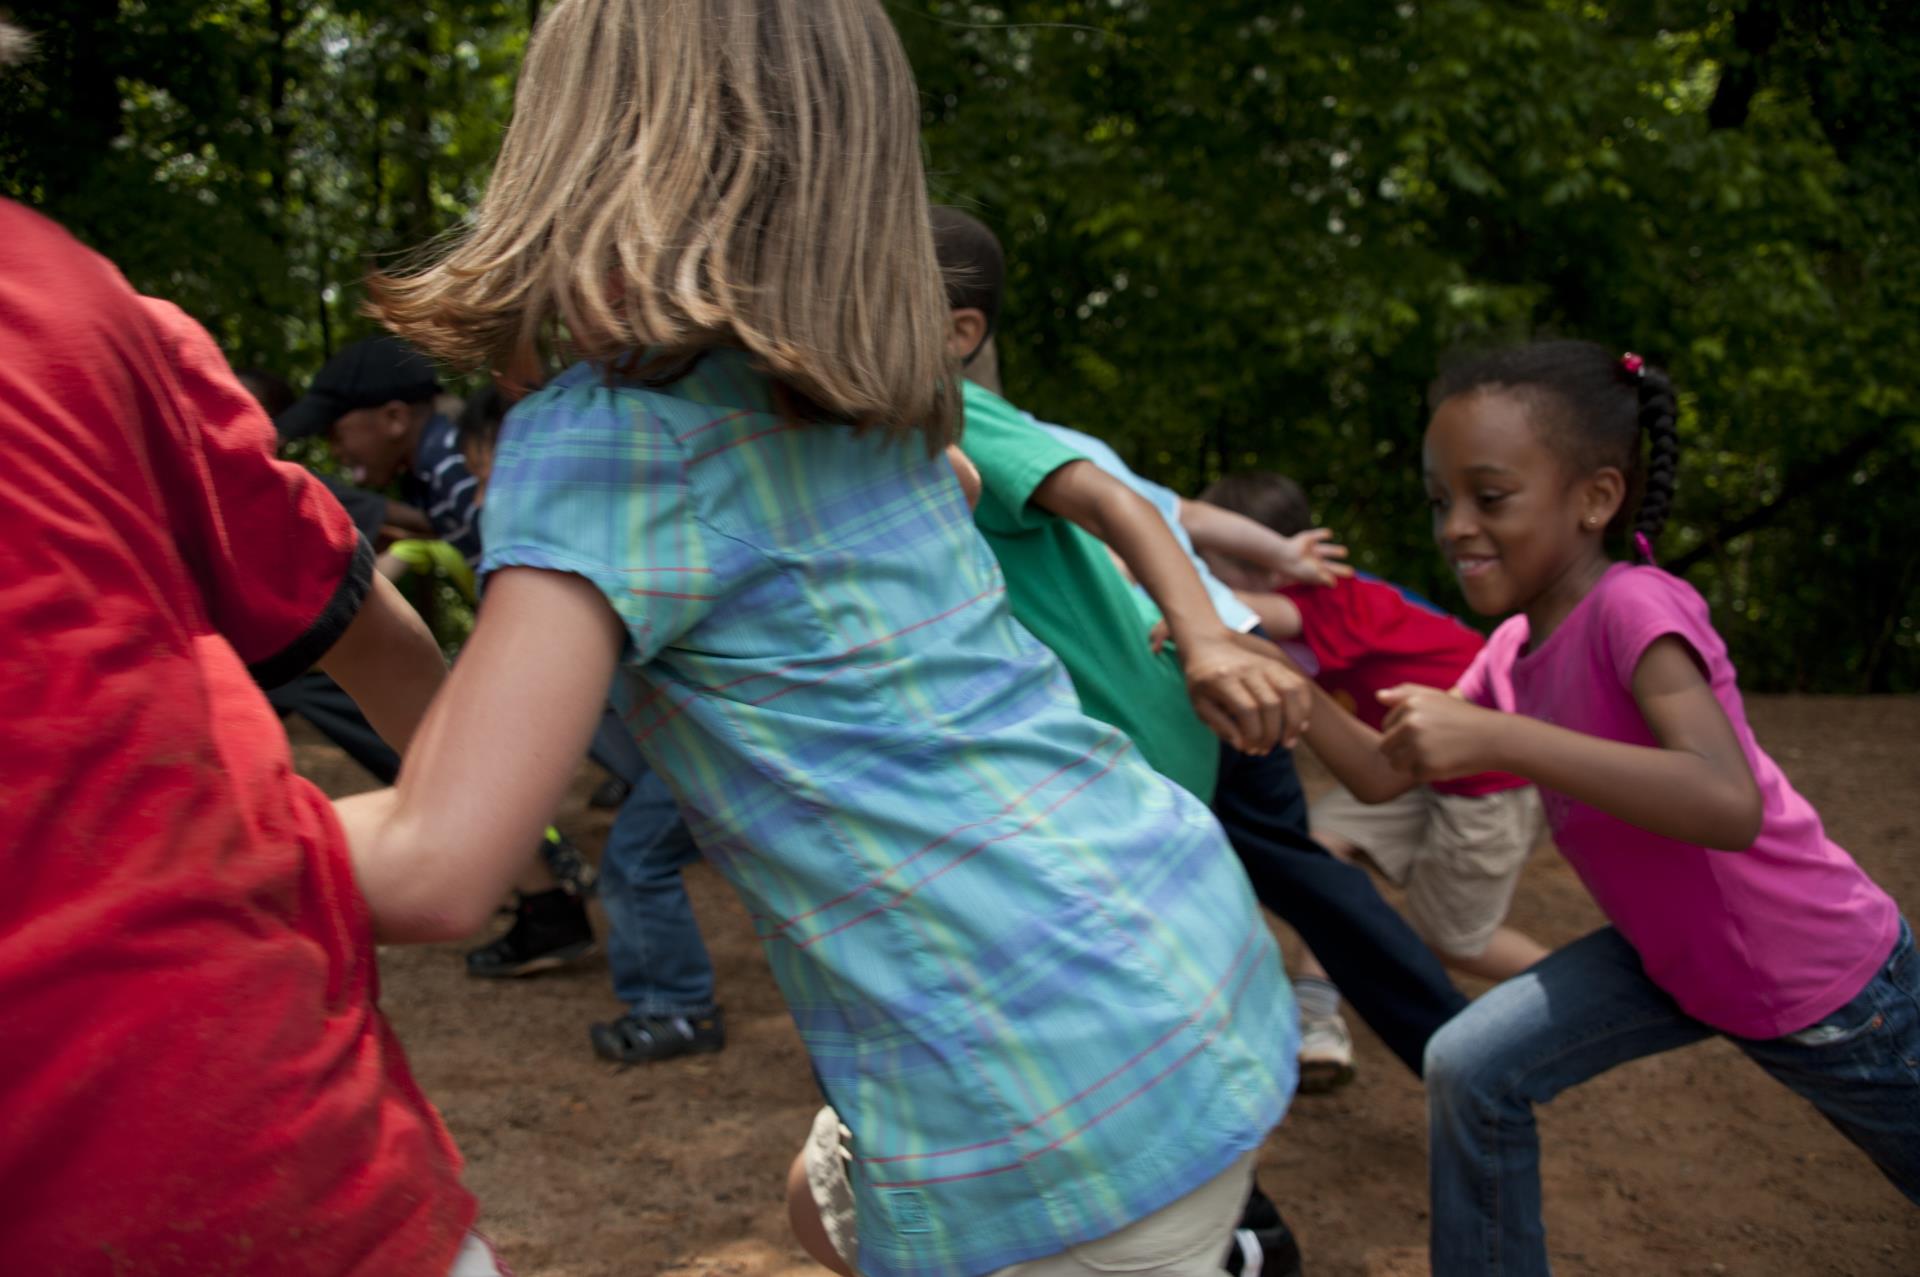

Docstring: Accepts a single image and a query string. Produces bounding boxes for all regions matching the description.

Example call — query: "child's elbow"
[1349,776,1403,805]
[1705,779,1765,852]
[355,828,497,943]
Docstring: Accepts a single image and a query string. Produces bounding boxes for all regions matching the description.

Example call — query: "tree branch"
[1667,417,1909,576]
[1707,0,1784,130]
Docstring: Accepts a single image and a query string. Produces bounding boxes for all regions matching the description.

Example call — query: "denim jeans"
[1425,921,1920,1275]
[590,709,716,1018]
[1213,741,1468,1075]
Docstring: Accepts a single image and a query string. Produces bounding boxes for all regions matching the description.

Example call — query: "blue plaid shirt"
[481,353,1295,1277]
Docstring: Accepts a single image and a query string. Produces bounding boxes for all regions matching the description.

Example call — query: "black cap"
[276,336,441,441]
[930,207,1005,334]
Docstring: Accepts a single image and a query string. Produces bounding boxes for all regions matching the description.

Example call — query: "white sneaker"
[1297,1013,1356,1094]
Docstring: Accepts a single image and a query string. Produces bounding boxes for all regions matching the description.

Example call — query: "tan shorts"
[802,1106,1257,1275]
[1309,783,1544,958]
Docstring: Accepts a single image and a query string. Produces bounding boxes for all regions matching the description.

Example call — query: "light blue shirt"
[1029,419,1260,632]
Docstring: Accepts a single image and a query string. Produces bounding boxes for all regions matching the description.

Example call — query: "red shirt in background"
[1281,573,1526,797]
[0,200,474,1275]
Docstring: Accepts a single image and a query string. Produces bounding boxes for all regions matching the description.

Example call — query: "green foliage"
[3,0,1914,688]
[0,0,528,376]
[898,0,1920,690]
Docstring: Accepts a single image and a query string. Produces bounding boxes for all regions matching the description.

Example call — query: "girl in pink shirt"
[1301,339,1917,1274]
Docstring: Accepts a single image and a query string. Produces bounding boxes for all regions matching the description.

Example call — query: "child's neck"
[1523,553,1613,648]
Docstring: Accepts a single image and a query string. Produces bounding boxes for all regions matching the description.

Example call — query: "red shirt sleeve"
[136,298,372,684]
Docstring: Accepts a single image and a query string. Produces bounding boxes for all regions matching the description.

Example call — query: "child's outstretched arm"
[335,567,625,942]
[1233,590,1304,640]
[1033,459,1309,753]
[1378,636,1763,849]
[1178,497,1351,587]
[1296,679,1423,804]
[316,571,448,756]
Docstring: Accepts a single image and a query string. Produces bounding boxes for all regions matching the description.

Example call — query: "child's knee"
[1423,1008,1494,1098]
[786,1147,853,1276]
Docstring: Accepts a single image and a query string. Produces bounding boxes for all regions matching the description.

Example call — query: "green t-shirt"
[961,380,1219,801]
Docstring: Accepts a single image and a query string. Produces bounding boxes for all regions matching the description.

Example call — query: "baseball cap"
[276,336,441,441]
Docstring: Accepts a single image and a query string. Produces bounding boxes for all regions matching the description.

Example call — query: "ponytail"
[1624,358,1680,562]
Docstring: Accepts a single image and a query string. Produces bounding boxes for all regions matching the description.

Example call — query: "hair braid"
[1630,363,1680,558]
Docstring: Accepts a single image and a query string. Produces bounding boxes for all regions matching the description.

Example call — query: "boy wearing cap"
[275,336,599,977]
[277,334,482,566]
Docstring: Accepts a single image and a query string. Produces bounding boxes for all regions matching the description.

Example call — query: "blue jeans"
[1213,741,1468,1075]
[1426,921,1920,1275]
[590,710,716,1018]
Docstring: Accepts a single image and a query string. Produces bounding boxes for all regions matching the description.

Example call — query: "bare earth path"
[296,696,1920,1276]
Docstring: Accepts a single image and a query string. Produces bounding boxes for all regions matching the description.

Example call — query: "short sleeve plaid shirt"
[482,352,1295,1277]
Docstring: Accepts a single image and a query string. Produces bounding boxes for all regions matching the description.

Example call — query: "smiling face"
[1424,388,1622,625]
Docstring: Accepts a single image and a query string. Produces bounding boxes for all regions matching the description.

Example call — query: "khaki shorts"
[1309,783,1544,958]
[802,1106,1257,1275]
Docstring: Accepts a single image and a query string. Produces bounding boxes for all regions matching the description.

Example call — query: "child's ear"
[1582,465,1627,532]
[945,308,989,363]
[381,400,411,438]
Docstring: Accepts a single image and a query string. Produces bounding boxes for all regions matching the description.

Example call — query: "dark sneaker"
[1227,1183,1305,1277]
[589,775,632,809]
[590,1008,727,1064]
[540,830,598,898]
[465,888,596,978]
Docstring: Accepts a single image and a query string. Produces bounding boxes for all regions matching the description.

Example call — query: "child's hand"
[1377,684,1502,781]
[1274,528,1353,588]
[1180,631,1312,754]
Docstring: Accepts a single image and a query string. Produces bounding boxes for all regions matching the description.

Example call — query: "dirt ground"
[294,696,1920,1277]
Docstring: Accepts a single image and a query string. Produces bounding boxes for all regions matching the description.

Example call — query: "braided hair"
[1429,340,1679,562]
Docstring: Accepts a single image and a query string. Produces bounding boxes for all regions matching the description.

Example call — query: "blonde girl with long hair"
[337,2,1301,1273]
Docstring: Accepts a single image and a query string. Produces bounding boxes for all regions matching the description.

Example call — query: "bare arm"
[1379,636,1763,849]
[314,571,447,757]
[1234,590,1303,639]
[1300,681,1423,804]
[334,568,624,941]
[1177,497,1351,587]
[945,445,983,509]
[1032,460,1307,752]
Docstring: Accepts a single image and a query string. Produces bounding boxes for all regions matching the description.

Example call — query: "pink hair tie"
[1633,531,1657,565]
[1620,352,1646,377]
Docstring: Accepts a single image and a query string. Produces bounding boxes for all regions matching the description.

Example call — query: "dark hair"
[1429,340,1679,560]
[929,206,1005,338]
[1199,471,1314,537]
[457,384,508,453]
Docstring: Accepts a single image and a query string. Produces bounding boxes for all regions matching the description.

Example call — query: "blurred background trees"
[3,0,1914,689]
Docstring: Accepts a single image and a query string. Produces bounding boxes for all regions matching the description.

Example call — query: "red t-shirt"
[1282,574,1525,797]
[0,201,474,1274]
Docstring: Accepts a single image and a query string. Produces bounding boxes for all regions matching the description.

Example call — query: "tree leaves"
[2,0,1913,688]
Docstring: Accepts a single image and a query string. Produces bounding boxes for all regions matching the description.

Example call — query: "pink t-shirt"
[1457,563,1899,1038]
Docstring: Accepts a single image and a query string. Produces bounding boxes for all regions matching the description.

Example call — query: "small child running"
[335,4,1298,1276]
[1198,470,1549,1089]
[1302,339,1919,1273]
